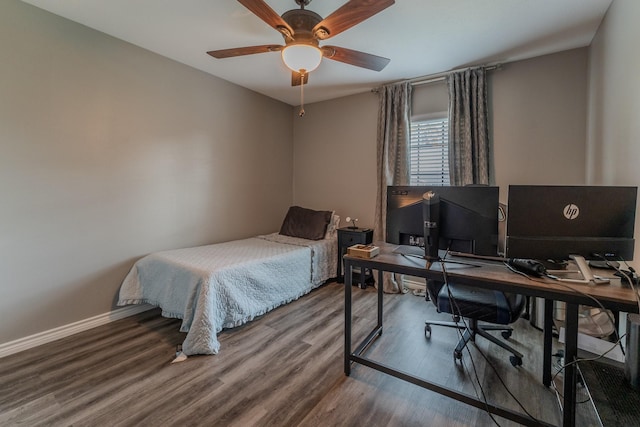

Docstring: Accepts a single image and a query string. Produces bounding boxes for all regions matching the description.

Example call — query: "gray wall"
[293,48,590,226]
[292,92,378,224]
[492,49,589,195]
[0,1,294,344]
[587,0,640,265]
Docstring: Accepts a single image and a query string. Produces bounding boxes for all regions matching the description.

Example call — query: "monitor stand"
[548,255,610,285]
[425,251,483,269]
[393,246,481,268]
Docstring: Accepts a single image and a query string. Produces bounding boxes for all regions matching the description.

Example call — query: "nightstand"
[337,227,374,288]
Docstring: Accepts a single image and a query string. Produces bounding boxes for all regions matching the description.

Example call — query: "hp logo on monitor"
[563,204,580,220]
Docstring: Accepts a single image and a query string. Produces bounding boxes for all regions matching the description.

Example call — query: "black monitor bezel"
[506,185,637,262]
[386,185,500,257]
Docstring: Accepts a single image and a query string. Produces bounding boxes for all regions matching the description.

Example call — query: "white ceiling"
[21,0,612,106]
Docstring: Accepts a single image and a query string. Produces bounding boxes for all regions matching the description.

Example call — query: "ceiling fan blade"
[207,45,283,58]
[312,0,395,40]
[291,71,309,87]
[238,0,294,38]
[321,46,390,71]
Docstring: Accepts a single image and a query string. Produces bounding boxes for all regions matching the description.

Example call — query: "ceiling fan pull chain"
[299,70,306,117]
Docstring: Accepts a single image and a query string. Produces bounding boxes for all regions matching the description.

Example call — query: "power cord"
[505,256,634,407]
[550,332,627,404]
[597,254,640,314]
[439,260,504,426]
[438,257,543,426]
[507,260,622,355]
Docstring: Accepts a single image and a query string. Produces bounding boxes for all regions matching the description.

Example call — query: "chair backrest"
[425,279,444,307]
[426,277,526,323]
[504,292,527,321]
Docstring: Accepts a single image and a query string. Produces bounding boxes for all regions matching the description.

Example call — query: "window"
[409,117,449,185]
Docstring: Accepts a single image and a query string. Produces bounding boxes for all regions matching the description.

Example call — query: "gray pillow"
[279,206,332,240]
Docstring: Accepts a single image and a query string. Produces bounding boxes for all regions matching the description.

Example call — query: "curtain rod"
[372,63,502,92]
[409,63,501,87]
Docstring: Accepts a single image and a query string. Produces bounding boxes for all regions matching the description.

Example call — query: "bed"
[117,207,339,356]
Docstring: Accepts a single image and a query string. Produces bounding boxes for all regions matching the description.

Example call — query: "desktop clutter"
[506,256,639,286]
[499,253,638,288]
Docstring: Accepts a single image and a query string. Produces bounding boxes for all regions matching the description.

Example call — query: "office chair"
[423,203,525,367]
[424,279,526,367]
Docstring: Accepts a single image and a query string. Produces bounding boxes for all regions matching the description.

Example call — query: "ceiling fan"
[207,0,395,87]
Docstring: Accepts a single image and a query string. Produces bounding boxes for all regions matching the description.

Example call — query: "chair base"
[424,318,523,367]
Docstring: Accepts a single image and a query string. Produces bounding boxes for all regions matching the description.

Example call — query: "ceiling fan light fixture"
[281,44,322,73]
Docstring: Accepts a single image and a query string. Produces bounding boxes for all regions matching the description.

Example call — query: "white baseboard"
[559,326,625,363]
[0,304,153,359]
[402,277,426,291]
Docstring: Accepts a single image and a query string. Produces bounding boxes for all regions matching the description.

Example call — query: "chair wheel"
[424,324,431,339]
[454,350,463,360]
[509,355,522,367]
[501,330,512,340]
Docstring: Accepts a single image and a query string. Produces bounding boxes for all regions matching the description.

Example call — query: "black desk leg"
[563,303,579,427]
[344,259,352,376]
[543,299,554,387]
[377,270,383,331]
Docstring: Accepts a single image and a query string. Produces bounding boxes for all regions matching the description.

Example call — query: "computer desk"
[343,243,639,427]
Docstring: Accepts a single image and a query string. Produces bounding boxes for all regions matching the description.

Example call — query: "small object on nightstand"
[337,227,374,288]
[345,216,359,229]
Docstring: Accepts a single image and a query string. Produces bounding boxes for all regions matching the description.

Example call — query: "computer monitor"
[506,185,637,263]
[386,186,500,258]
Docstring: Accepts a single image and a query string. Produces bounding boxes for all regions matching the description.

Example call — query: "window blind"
[409,118,450,185]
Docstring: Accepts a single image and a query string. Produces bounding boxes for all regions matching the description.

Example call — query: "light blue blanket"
[118,233,336,355]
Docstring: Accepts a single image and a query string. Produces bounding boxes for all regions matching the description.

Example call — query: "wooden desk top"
[344,243,640,313]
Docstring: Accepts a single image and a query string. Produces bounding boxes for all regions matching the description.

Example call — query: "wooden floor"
[1,281,600,426]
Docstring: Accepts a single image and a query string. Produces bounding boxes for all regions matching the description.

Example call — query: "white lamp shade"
[281,44,322,72]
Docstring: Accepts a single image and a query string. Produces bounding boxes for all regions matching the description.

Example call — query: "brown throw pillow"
[279,206,333,240]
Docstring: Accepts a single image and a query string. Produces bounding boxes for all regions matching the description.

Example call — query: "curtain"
[447,68,490,185]
[374,81,411,293]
